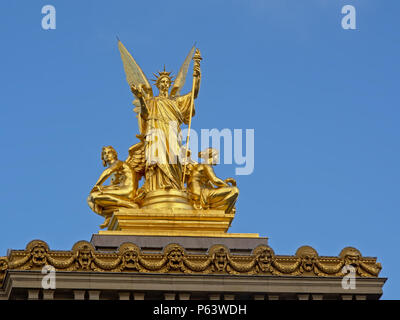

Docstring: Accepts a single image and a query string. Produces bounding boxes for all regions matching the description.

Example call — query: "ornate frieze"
[0,240,382,286]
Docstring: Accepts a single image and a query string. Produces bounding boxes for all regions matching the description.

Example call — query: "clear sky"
[0,1,398,299]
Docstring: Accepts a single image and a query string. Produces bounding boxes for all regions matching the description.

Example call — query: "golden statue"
[186,148,239,214]
[87,146,140,228]
[87,41,244,236]
[121,41,201,193]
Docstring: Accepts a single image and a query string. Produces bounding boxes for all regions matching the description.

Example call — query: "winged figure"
[117,40,201,192]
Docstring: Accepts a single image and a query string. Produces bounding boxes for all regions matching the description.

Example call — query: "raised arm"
[192,49,202,99]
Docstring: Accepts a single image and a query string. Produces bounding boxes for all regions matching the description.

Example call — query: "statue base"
[98,207,259,238]
[141,189,193,210]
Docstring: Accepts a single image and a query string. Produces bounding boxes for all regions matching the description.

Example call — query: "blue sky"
[0,1,398,298]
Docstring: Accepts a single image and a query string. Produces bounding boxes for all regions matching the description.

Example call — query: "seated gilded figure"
[87,146,139,228]
[185,148,239,214]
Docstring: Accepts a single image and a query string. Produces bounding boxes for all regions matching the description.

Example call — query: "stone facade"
[0,235,385,300]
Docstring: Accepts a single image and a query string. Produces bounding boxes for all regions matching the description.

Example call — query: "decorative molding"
[0,240,382,287]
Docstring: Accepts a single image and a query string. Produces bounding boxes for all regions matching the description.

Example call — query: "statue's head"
[101,146,118,167]
[152,67,174,93]
[26,240,49,267]
[199,148,219,165]
[0,258,7,272]
[118,243,140,270]
[72,241,95,270]
[340,247,362,268]
[253,245,274,272]
[164,244,185,270]
[209,245,229,272]
[296,246,318,272]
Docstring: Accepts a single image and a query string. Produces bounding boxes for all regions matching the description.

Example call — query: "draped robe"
[140,93,194,191]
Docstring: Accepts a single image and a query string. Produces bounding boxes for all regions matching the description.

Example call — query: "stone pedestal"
[99,207,258,238]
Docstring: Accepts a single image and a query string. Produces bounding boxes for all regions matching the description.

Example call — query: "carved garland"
[0,240,382,286]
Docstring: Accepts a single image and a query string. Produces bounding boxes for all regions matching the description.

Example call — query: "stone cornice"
[0,240,382,289]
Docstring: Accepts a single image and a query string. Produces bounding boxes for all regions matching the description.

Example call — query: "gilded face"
[345,254,360,267]
[213,249,228,271]
[301,254,316,272]
[122,250,139,269]
[102,147,117,164]
[256,249,272,271]
[167,249,183,270]
[0,258,8,271]
[158,76,171,92]
[78,249,92,269]
[296,246,318,273]
[31,245,47,266]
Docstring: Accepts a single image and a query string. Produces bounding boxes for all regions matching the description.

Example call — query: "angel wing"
[170,44,196,97]
[125,139,145,177]
[117,39,153,112]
